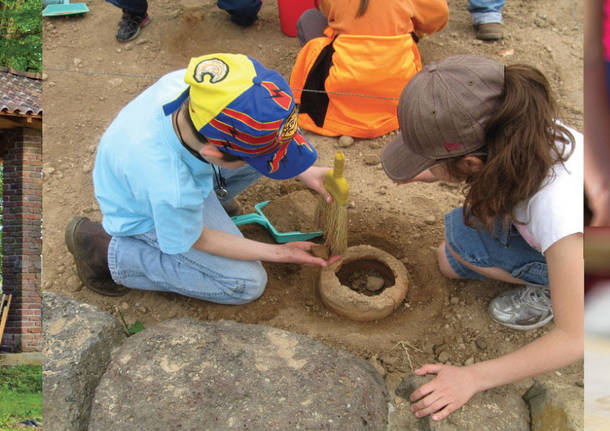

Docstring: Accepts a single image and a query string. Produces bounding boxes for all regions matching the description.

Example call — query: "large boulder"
[390,375,530,431]
[43,292,126,431]
[89,318,389,431]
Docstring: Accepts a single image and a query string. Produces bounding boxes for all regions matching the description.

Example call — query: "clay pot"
[319,245,408,321]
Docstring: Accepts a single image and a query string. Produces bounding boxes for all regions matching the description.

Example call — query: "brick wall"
[0,127,42,352]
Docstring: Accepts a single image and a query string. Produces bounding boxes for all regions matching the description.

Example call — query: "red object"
[277,0,316,37]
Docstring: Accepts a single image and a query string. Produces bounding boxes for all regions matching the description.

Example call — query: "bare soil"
[42,0,584,422]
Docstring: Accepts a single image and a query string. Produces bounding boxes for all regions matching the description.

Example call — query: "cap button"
[253,75,262,85]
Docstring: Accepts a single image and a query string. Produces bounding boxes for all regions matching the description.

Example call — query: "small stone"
[120,302,129,311]
[365,276,384,292]
[73,58,83,67]
[450,296,459,305]
[464,356,475,366]
[42,73,48,81]
[338,135,354,148]
[82,162,93,173]
[424,215,436,225]
[137,306,148,314]
[48,81,56,88]
[437,351,450,363]
[169,9,181,18]
[475,336,487,350]
[108,78,123,87]
[347,201,356,209]
[363,154,380,166]
[136,38,149,45]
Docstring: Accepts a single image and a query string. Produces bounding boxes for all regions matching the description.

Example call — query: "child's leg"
[297,9,328,46]
[106,0,150,42]
[217,0,262,26]
[108,190,267,305]
[440,207,552,330]
[467,0,505,25]
[106,0,148,16]
[440,207,548,286]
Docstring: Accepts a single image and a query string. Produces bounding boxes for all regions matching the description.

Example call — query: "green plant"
[0,0,42,73]
[118,310,145,336]
[0,365,42,428]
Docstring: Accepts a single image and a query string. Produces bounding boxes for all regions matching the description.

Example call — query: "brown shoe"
[475,22,503,41]
[65,216,129,297]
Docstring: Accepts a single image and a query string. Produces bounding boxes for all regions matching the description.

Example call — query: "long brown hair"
[444,64,575,233]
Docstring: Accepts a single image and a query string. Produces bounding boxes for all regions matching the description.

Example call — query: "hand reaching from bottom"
[409,364,480,421]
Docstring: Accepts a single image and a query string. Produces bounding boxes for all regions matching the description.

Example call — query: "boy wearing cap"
[381,55,583,420]
[65,53,338,304]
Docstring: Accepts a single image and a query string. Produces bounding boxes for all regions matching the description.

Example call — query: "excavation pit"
[319,245,408,322]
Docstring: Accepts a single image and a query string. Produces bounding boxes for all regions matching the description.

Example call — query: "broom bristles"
[324,200,348,255]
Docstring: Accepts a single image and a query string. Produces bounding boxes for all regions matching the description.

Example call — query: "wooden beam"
[0,116,42,131]
[0,294,12,347]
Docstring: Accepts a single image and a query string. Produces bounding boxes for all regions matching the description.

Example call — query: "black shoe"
[116,11,150,42]
[65,216,129,296]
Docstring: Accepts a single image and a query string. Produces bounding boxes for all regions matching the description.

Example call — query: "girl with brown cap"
[381,54,583,421]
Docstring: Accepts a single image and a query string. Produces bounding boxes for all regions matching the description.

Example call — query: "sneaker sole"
[65,216,129,297]
[490,313,554,331]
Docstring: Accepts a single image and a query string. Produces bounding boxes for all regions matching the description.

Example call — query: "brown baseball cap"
[381,55,505,182]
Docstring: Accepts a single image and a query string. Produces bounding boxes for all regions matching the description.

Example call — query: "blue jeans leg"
[106,0,148,15]
[217,0,262,26]
[467,0,505,24]
[107,164,268,304]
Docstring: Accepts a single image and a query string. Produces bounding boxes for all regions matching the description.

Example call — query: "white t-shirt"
[512,125,583,254]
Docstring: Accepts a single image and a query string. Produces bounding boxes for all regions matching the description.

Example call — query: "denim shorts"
[444,207,548,286]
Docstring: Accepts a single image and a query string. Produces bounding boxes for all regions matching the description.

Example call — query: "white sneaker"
[488,284,553,330]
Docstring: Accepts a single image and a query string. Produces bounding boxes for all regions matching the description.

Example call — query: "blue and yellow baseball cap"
[165,53,317,180]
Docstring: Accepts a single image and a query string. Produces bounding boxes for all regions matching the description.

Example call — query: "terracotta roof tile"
[0,67,42,116]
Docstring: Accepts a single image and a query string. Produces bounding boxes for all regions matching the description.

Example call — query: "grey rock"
[364,154,381,166]
[89,319,389,431]
[523,380,583,430]
[338,135,354,148]
[366,275,385,292]
[43,292,126,431]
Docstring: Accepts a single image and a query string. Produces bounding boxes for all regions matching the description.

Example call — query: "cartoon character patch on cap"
[193,58,229,84]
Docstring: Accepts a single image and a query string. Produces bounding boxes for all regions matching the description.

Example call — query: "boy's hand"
[296,166,333,204]
[279,241,342,267]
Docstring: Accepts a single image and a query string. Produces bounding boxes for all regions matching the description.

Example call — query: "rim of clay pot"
[319,244,408,321]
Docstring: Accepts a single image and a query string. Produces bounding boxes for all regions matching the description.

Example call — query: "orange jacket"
[290,0,448,138]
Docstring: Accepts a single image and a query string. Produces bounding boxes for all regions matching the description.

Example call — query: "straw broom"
[316,152,349,255]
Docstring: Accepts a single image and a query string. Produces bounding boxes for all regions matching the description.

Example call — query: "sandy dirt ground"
[42,0,584,423]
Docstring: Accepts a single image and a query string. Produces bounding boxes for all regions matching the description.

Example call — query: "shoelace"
[519,285,551,309]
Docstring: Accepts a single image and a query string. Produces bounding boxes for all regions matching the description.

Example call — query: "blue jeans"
[106,0,147,15]
[444,207,548,286]
[107,163,268,304]
[217,0,262,26]
[467,0,505,25]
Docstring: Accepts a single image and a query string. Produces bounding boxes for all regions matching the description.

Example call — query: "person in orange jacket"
[290,0,448,139]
